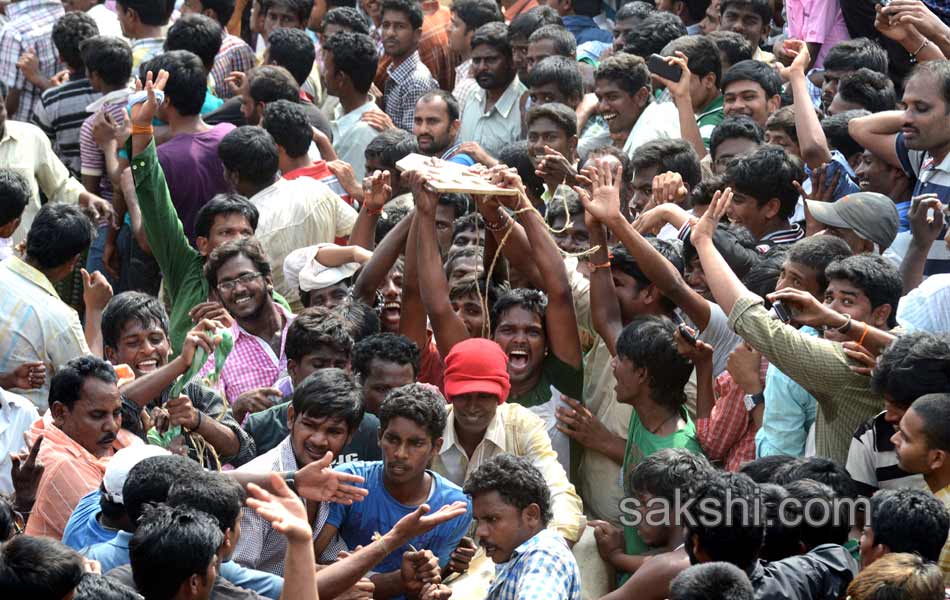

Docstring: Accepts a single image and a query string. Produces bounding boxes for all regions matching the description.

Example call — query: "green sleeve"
[544,354,584,400]
[129,140,200,304]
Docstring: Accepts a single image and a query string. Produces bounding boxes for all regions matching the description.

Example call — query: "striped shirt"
[79,89,132,200]
[0,0,64,122]
[895,132,950,275]
[210,33,257,100]
[32,78,101,177]
[846,411,927,497]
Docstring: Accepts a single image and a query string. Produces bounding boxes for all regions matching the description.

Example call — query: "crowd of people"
[1,0,950,598]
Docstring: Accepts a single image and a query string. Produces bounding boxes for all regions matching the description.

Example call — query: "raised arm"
[477,201,544,288]
[399,212,429,351]
[848,111,904,169]
[778,40,831,170]
[653,52,707,159]
[351,206,412,305]
[690,188,746,316]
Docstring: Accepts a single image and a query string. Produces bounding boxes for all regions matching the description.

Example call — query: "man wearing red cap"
[431,337,586,546]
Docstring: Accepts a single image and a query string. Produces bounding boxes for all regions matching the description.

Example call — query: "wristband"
[283,472,298,494]
[743,392,765,411]
[857,322,870,347]
[365,205,383,216]
[131,124,154,136]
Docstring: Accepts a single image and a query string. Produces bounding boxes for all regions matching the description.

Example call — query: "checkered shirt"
[211,34,257,99]
[487,528,581,600]
[0,0,65,122]
[384,50,438,131]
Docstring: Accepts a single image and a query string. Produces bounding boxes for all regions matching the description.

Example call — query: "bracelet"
[484,213,512,232]
[192,410,203,431]
[365,205,383,216]
[591,254,614,271]
[910,39,931,63]
[857,322,870,347]
[131,123,154,136]
[835,313,853,334]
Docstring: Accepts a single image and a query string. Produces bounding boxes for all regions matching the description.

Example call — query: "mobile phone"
[678,323,698,345]
[647,54,682,83]
[772,300,791,324]
[873,0,891,7]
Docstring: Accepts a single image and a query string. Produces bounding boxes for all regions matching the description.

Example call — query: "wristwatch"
[283,472,297,494]
[743,392,765,412]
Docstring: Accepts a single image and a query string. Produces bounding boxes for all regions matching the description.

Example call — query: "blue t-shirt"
[218,561,283,599]
[62,490,115,550]
[82,530,133,574]
[326,461,472,573]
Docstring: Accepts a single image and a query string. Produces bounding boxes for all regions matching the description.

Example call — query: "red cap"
[443,338,511,403]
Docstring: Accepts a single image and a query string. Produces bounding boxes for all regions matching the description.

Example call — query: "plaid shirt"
[383,50,438,131]
[0,0,65,122]
[696,358,768,472]
[211,33,257,99]
[32,78,100,177]
[488,528,581,600]
[234,436,347,575]
[198,303,295,404]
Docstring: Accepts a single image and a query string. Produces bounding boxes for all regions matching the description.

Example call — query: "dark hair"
[722,59,782,99]
[452,0,503,32]
[709,116,764,162]
[583,144,632,177]
[204,237,273,290]
[616,0,655,22]
[291,368,365,431]
[783,479,849,549]
[0,496,14,541]
[765,106,796,141]
[444,245,483,278]
[452,211,485,239]
[0,168,30,227]
[869,489,950,562]
[267,28,316,86]
[322,6,371,35]
[167,471,247,533]
[353,333,420,378]
[196,0,238,24]
[262,99,312,158]
[194,193,260,239]
[525,102,577,137]
[630,138,702,192]
[79,36,133,87]
[623,12,687,58]
[463,453,552,525]
[573,0,603,17]
[331,299,381,343]
[594,52,650,96]
[418,90,461,122]
[286,313,354,362]
[779,456,860,499]
[757,483,800,561]
[528,24,576,58]
[821,109,871,158]
[526,56,583,107]
[382,0,424,29]
[438,192,471,219]
[366,128,419,168]
[472,21,512,58]
[448,276,507,308]
[375,205,412,242]
[248,64,300,104]
[610,239,685,310]
[909,60,950,109]
[670,562,754,600]
[130,505,223,600]
[74,574,141,600]
[823,38,888,75]
[508,6,562,41]
[719,0,771,24]
[682,222,758,278]
[707,30,754,69]
[785,234,853,293]
[141,50,207,116]
[217,126,280,188]
[498,140,544,199]
[378,383,447,441]
[53,12,99,73]
[740,249,784,305]
[545,191,584,227]
[825,254,902,328]
[164,13,223,72]
[871,332,950,409]
[102,291,169,352]
[123,454,204,524]
[491,288,547,337]
[836,69,896,113]
[26,202,94,269]
[662,34,721,87]
[117,0,175,26]
[628,447,713,502]
[739,454,799,483]
[615,316,692,411]
[685,473,764,571]
[263,0,314,23]
[49,356,117,410]
[724,145,804,220]
[325,31,378,93]
[0,535,84,597]
[912,393,950,452]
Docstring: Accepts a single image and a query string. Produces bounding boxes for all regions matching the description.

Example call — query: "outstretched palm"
[130,69,169,128]
[246,473,313,544]
[691,187,733,246]
[578,158,623,223]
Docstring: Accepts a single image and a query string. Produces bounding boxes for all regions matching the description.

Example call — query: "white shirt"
[330,99,380,181]
[0,389,39,494]
[457,76,527,159]
[249,177,358,309]
[896,273,950,334]
[622,100,682,160]
[87,4,124,39]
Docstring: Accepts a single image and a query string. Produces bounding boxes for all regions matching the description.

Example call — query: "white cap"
[283,244,361,293]
[102,445,171,504]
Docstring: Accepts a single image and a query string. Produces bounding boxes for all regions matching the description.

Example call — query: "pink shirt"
[785,0,850,69]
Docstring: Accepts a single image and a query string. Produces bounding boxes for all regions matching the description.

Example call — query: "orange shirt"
[504,0,540,22]
[25,416,138,539]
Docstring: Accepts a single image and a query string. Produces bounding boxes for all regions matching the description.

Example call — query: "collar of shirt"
[387,51,423,85]
[31,417,115,464]
[5,256,60,298]
[440,404,507,456]
[455,58,472,79]
[277,436,300,472]
[505,528,566,565]
[6,0,61,18]
[86,87,133,113]
[332,98,379,129]
[231,302,294,354]
[760,222,805,244]
[476,76,523,119]
[696,95,724,119]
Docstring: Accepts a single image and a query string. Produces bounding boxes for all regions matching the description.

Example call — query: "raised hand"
[11,434,44,512]
[362,169,393,214]
[908,194,945,247]
[651,171,689,205]
[130,69,169,128]
[166,394,201,430]
[535,146,578,186]
[179,319,223,367]
[486,164,528,210]
[651,51,692,101]
[690,187,732,246]
[82,268,113,312]
[673,326,714,364]
[406,169,438,216]
[189,301,234,328]
[16,49,43,87]
[882,0,950,40]
[775,39,811,81]
[295,451,369,504]
[766,287,841,329]
[555,396,612,451]
[726,342,764,394]
[575,158,623,224]
[225,70,247,97]
[247,473,313,543]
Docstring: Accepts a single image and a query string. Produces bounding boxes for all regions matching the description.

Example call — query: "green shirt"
[508,354,584,408]
[696,95,724,149]
[621,407,703,561]
[130,141,289,354]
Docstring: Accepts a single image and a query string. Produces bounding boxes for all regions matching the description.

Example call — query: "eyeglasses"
[217,271,263,293]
